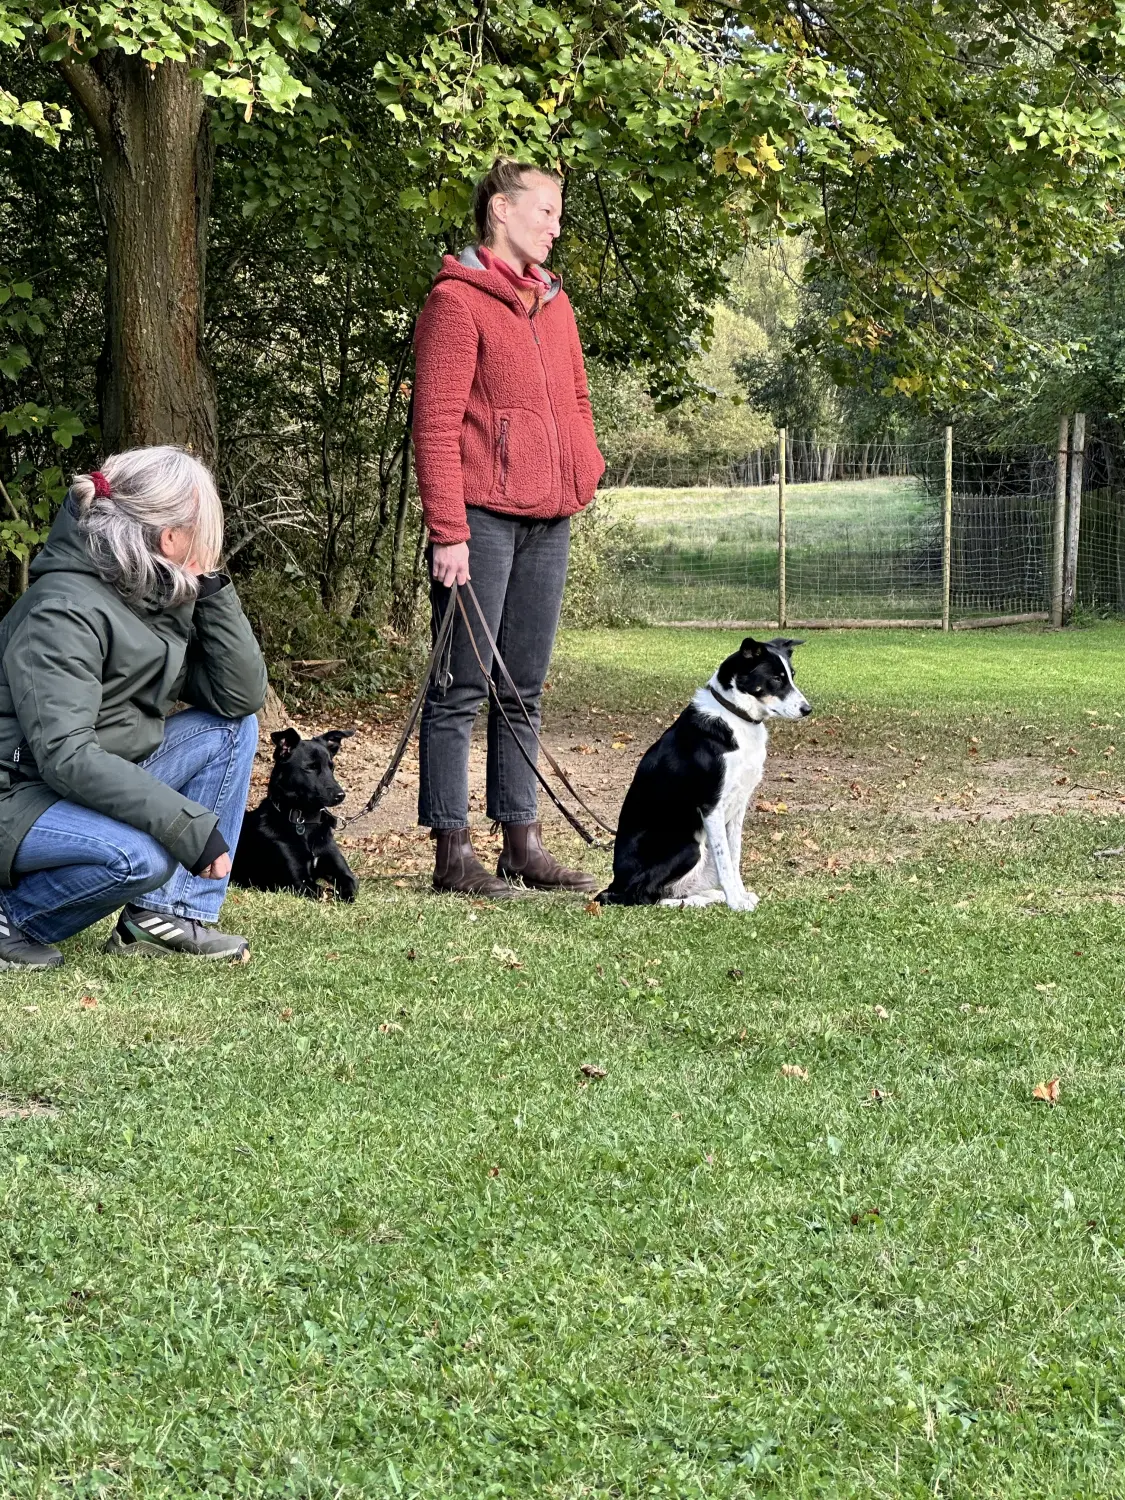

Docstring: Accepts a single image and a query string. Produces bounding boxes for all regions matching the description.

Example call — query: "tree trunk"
[61,54,217,463]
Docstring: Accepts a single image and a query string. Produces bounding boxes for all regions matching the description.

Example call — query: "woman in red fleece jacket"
[413,159,605,896]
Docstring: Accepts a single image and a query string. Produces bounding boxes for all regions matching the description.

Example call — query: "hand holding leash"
[432,542,470,587]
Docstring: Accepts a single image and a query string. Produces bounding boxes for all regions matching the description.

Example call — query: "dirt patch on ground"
[0,1095,60,1121]
[250,704,1125,884]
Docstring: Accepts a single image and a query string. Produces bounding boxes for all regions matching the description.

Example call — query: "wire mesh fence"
[600,429,1117,626]
[1076,434,1125,614]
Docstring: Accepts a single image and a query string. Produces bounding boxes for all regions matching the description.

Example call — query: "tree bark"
[60,53,217,463]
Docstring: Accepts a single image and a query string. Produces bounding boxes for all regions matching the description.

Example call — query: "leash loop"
[359,583,460,816]
[356,577,617,845]
[462,581,617,840]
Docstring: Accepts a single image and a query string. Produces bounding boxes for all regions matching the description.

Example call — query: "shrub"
[562,499,649,628]
[235,570,414,705]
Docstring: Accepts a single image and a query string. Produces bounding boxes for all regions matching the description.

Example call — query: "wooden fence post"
[1051,414,1069,627]
[778,427,787,628]
[942,425,953,632]
[1062,412,1086,624]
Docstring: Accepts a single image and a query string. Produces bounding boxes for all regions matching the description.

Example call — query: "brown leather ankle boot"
[497,821,599,892]
[433,828,517,898]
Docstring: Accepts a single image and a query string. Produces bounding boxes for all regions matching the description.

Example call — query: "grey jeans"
[418,506,571,830]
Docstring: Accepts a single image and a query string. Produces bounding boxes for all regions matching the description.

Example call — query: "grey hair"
[70,446,224,607]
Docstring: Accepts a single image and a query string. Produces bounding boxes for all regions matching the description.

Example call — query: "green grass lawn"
[7,626,1125,1496]
[604,480,943,622]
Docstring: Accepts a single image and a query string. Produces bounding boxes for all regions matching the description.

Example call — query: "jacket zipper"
[527,303,565,516]
[498,416,510,494]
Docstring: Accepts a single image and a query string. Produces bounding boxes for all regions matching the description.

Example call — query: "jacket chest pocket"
[492,409,552,507]
[104,630,182,711]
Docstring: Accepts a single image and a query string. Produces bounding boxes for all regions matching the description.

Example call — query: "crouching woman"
[0,445,267,969]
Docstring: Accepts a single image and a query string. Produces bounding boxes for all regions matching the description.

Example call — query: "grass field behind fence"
[6,627,1125,1495]
[608,478,941,621]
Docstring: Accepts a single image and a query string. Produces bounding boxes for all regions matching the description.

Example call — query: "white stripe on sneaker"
[147,921,175,936]
[138,916,165,930]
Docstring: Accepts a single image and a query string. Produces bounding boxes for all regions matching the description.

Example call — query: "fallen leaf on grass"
[873,1005,890,1020]
[728,967,743,981]
[235,948,252,965]
[584,900,602,916]
[491,945,523,969]
[781,1064,809,1081]
[869,1085,889,1104]
[1032,1078,1061,1105]
[379,1021,404,1035]
[1034,983,1056,993]
[278,1007,293,1022]
[850,1207,881,1225]
[78,995,97,1010]
[22,1005,38,1014]
[579,1063,607,1079]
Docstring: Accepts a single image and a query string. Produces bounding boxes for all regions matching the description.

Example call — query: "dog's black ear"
[271,728,301,760]
[319,729,356,757]
[739,636,765,658]
[768,636,805,655]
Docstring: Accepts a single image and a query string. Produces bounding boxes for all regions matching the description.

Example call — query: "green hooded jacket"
[0,495,268,887]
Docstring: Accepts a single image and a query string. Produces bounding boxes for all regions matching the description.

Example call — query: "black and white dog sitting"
[232,728,359,902]
[598,638,810,909]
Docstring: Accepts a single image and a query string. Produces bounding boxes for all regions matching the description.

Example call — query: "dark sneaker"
[103,905,250,963]
[0,910,63,970]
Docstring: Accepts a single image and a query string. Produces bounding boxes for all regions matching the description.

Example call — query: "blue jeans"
[1,709,258,944]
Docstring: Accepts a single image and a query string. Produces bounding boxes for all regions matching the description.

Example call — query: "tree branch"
[0,475,22,524]
[593,173,642,295]
[55,53,111,152]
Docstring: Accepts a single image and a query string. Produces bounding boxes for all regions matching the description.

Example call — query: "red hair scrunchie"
[90,470,111,498]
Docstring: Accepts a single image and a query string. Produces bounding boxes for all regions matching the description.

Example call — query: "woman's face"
[492,174,562,268]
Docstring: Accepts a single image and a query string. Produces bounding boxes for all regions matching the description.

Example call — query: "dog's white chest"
[719,723,767,817]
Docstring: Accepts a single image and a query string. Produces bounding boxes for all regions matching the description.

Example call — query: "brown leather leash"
[458,581,616,841]
[359,584,458,816]
[358,580,616,846]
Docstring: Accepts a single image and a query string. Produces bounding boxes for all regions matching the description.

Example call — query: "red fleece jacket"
[412,249,606,545]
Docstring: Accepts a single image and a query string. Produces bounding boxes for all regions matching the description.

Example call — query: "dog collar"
[269,798,319,834]
[708,685,761,724]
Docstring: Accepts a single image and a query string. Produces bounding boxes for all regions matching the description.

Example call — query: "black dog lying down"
[232,728,359,902]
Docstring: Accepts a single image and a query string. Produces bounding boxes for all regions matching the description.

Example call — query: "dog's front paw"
[730,890,759,913]
[335,876,359,903]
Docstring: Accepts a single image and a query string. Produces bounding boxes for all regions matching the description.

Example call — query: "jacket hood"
[433,246,562,308]
[28,493,100,582]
